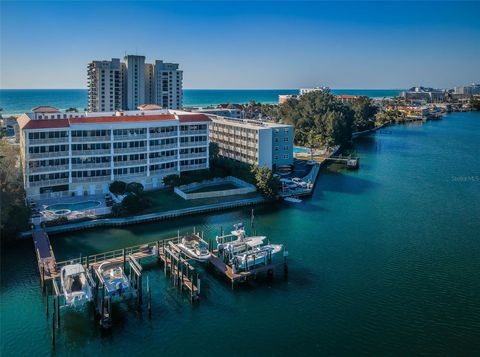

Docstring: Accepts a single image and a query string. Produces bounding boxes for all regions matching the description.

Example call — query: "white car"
[292,177,302,184]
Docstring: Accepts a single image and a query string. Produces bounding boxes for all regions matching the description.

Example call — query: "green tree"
[109,181,127,195]
[470,97,480,111]
[120,194,150,214]
[251,165,279,200]
[162,174,181,187]
[305,129,322,160]
[351,96,378,132]
[125,182,144,195]
[66,107,78,113]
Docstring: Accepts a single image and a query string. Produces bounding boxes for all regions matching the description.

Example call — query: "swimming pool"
[293,147,311,153]
[46,200,101,212]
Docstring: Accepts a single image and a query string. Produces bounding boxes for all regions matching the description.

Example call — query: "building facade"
[17,106,210,199]
[192,108,243,118]
[87,55,183,112]
[454,83,480,95]
[87,58,123,112]
[208,116,294,170]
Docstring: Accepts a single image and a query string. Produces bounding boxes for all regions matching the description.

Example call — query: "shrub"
[109,181,127,195]
[125,182,144,195]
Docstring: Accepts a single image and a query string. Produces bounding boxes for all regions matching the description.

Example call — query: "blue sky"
[1,1,479,89]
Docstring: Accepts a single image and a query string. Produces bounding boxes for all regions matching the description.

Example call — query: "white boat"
[177,234,211,262]
[217,223,267,253]
[284,197,302,203]
[60,263,93,308]
[98,261,130,297]
[232,244,284,271]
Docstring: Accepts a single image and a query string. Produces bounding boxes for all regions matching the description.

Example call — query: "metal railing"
[149,143,178,151]
[180,129,208,135]
[179,153,207,159]
[114,160,147,167]
[29,138,68,145]
[180,164,208,171]
[113,147,147,154]
[29,178,69,187]
[149,131,178,138]
[72,149,110,156]
[72,176,110,183]
[72,136,111,142]
[179,142,207,148]
[150,156,177,164]
[113,134,147,141]
[71,163,111,170]
[29,151,69,159]
[150,168,178,176]
[29,165,69,174]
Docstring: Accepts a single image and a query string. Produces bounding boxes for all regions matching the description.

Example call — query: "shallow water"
[1,112,480,356]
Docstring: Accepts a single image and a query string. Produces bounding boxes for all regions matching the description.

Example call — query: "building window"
[274,146,279,151]
[283,137,289,142]
[274,155,279,160]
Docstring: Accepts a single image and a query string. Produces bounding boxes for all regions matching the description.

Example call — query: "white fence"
[174,176,256,200]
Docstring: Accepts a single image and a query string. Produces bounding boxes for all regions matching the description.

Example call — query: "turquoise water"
[0,89,401,115]
[2,112,480,355]
[294,146,310,153]
[46,201,101,212]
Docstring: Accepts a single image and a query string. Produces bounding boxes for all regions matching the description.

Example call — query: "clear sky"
[1,1,479,89]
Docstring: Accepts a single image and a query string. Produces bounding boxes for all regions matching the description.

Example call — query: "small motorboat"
[177,234,211,262]
[232,244,284,272]
[284,197,302,203]
[98,261,130,297]
[60,263,93,308]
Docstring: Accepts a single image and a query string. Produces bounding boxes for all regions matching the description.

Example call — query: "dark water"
[1,112,480,356]
[0,89,402,115]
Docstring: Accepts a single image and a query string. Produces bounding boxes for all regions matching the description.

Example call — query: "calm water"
[0,89,401,115]
[1,112,479,356]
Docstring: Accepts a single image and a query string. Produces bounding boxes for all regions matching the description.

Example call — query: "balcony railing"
[71,162,111,170]
[114,147,146,154]
[149,143,178,151]
[150,156,177,164]
[29,165,69,174]
[179,141,207,148]
[72,136,111,142]
[180,164,207,171]
[29,151,69,159]
[72,176,111,183]
[29,178,69,187]
[179,153,207,159]
[180,129,208,136]
[113,134,147,141]
[29,138,68,145]
[114,159,147,168]
[149,131,178,138]
[150,168,178,176]
[72,149,110,156]
[114,172,147,181]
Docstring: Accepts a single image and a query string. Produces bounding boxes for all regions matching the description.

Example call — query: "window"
[283,137,289,142]
[274,146,279,151]
[284,154,289,159]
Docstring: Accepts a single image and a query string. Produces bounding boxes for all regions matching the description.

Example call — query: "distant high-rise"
[87,55,183,112]
[124,55,146,110]
[87,58,123,112]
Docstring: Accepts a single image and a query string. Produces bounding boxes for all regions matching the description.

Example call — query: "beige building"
[87,58,123,112]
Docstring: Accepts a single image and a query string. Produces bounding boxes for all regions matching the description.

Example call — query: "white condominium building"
[17,106,210,199]
[87,58,123,112]
[87,55,183,112]
[208,116,294,170]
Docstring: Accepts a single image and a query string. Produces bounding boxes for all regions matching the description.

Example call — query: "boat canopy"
[62,263,85,276]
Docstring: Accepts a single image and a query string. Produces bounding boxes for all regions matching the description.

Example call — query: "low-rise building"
[17,106,210,199]
[192,108,243,118]
[336,95,361,105]
[208,115,294,170]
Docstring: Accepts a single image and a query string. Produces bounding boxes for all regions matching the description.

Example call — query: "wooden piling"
[45,288,49,318]
[56,295,60,329]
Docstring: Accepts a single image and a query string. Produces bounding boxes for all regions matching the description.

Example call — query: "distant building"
[299,87,329,95]
[454,83,480,95]
[209,115,294,170]
[336,95,361,105]
[87,55,183,112]
[401,87,446,103]
[87,58,123,112]
[192,108,243,118]
[17,106,210,199]
[278,94,297,104]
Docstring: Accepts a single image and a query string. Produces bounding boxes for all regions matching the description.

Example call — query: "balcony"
[150,156,177,164]
[114,147,146,154]
[180,129,208,136]
[29,151,69,159]
[179,153,207,159]
[114,159,147,168]
[72,149,110,156]
[72,176,111,183]
[114,172,147,181]
[29,165,69,174]
[180,141,207,148]
[72,136,111,143]
[149,131,178,138]
[113,134,147,141]
[180,163,208,172]
[149,143,178,151]
[71,162,111,170]
[150,168,178,176]
[29,137,68,145]
[29,178,69,187]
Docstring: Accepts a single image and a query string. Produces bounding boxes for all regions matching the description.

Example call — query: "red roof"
[17,113,210,130]
[137,104,162,111]
[31,106,60,113]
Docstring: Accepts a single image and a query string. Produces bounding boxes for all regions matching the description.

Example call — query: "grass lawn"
[145,188,261,214]
[187,183,238,193]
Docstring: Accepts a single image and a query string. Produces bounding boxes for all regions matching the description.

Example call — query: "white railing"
[149,131,178,138]
[29,138,68,145]
[149,144,178,151]
[29,178,69,187]
[180,164,208,171]
[150,168,178,176]
[29,165,69,174]
[72,136,111,142]
[179,153,207,159]
[180,130,208,135]
[72,176,110,183]
[180,142,207,148]
[114,160,147,167]
[113,147,147,154]
[29,151,69,159]
[114,173,146,181]
[72,149,110,156]
[150,156,177,164]
[113,134,147,141]
[71,163,111,169]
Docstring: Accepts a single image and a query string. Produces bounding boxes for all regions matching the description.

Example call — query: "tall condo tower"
[153,60,183,110]
[124,55,146,110]
[87,58,123,112]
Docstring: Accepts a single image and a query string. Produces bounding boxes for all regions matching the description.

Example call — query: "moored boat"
[98,261,130,297]
[60,263,93,308]
[232,244,284,272]
[177,234,211,262]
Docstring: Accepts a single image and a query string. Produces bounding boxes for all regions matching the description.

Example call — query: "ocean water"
[0,89,401,115]
[1,112,479,356]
